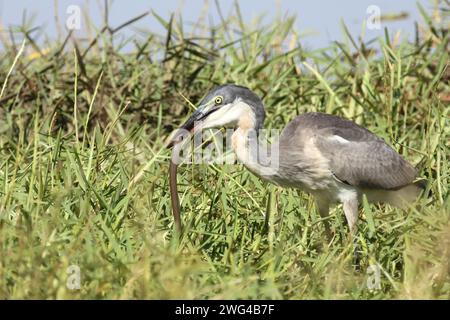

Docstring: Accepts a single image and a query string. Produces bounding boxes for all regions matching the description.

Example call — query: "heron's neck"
[231,113,278,180]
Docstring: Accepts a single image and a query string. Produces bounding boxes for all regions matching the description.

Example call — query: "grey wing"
[314,128,418,190]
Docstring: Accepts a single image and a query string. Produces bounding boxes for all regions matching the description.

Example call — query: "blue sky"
[0,0,432,49]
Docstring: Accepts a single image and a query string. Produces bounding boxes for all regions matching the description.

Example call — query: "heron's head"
[178,84,265,134]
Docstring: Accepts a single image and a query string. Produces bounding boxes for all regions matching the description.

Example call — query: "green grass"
[0,2,449,299]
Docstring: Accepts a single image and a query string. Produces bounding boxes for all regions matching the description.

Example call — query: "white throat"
[231,107,278,180]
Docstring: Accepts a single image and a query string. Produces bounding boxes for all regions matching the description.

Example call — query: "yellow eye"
[214,96,223,105]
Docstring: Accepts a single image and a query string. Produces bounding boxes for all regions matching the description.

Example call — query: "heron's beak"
[179,107,205,131]
[167,104,220,148]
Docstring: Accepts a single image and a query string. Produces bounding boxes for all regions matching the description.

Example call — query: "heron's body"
[174,84,424,233]
[231,111,422,231]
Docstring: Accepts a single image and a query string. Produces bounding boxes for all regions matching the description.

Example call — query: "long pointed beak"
[167,104,222,148]
[179,108,205,132]
[167,106,205,148]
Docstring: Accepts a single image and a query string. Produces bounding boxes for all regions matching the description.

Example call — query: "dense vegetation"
[0,2,448,298]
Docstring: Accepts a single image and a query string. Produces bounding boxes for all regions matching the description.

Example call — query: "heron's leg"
[316,198,332,240]
[342,197,362,268]
[343,197,359,233]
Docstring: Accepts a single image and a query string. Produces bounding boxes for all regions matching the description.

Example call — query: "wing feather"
[314,128,417,190]
[281,113,418,190]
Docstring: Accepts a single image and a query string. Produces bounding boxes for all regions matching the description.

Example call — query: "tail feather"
[366,181,427,208]
[414,179,428,191]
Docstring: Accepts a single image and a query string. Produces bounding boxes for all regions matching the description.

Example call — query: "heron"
[170,84,425,234]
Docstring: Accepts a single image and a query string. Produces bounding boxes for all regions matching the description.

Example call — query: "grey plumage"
[274,112,423,232]
[283,112,418,190]
[198,84,266,130]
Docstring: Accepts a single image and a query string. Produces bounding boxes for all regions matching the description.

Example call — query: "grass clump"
[0,2,448,299]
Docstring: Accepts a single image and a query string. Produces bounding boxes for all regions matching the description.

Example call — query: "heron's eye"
[214,96,223,105]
